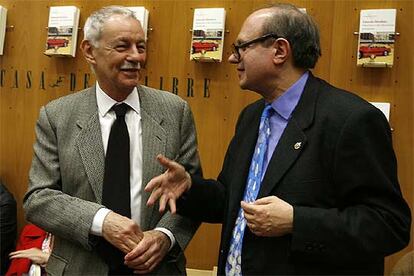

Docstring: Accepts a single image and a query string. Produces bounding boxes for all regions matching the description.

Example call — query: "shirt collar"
[271,71,309,120]
[96,82,140,116]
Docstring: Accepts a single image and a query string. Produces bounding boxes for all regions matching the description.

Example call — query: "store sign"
[0,69,211,98]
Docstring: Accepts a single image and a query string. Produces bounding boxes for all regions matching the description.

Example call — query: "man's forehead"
[105,13,138,24]
[236,12,270,42]
[99,16,144,37]
[101,15,142,31]
[244,9,274,29]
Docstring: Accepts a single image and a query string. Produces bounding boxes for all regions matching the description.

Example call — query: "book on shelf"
[44,6,80,57]
[357,9,396,68]
[190,8,226,62]
[128,7,149,40]
[0,5,7,55]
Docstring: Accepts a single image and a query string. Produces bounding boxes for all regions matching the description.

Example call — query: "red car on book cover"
[192,41,219,54]
[358,45,391,59]
[46,38,69,49]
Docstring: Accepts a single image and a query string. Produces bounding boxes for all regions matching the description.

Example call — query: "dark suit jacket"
[178,73,411,275]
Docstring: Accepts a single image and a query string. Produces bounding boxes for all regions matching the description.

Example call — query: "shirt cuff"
[154,227,176,251]
[90,208,111,236]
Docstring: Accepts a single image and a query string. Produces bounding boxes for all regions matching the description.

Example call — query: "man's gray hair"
[83,6,138,47]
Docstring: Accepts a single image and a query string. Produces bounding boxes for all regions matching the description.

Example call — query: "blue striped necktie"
[225,105,273,275]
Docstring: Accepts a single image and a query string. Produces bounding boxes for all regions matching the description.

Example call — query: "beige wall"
[0,1,412,274]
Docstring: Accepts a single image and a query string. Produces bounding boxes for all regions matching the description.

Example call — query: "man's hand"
[102,211,143,253]
[241,196,293,237]
[9,248,50,266]
[145,154,191,213]
[124,230,170,274]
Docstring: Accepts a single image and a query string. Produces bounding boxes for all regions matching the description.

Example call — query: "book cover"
[128,7,149,40]
[357,9,396,67]
[0,5,7,55]
[44,6,80,57]
[190,8,226,62]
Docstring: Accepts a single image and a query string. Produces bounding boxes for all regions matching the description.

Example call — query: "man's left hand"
[124,230,170,274]
[241,196,293,237]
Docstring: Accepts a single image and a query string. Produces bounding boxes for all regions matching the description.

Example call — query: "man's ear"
[80,40,96,65]
[272,38,290,65]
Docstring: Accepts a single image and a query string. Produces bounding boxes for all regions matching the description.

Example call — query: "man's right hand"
[102,211,143,253]
[9,248,50,266]
[144,154,192,213]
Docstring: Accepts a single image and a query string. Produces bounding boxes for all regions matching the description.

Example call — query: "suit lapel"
[258,74,320,198]
[138,86,166,229]
[75,87,106,203]
[258,119,306,198]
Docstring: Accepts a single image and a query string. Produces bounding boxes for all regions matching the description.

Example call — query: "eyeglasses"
[231,33,280,60]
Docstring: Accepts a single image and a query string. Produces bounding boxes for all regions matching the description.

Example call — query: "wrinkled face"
[228,11,276,93]
[90,15,146,98]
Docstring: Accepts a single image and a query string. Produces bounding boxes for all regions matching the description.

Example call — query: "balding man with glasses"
[145,3,411,275]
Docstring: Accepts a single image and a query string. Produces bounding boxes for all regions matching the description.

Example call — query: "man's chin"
[239,80,248,90]
[118,82,139,93]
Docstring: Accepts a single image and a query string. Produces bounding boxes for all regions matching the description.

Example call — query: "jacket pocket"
[45,253,67,276]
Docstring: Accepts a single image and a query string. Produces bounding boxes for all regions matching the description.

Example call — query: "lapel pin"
[294,142,302,150]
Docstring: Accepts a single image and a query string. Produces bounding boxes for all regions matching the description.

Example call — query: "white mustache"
[120,62,141,70]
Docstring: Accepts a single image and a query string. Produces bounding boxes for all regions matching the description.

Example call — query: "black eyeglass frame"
[231,33,280,60]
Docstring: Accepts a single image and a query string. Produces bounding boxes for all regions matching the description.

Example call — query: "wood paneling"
[0,0,412,274]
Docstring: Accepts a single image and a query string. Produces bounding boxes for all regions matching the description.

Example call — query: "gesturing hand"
[145,154,192,213]
[241,196,293,237]
[102,211,143,253]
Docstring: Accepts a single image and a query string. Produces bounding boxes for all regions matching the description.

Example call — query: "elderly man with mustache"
[24,6,201,275]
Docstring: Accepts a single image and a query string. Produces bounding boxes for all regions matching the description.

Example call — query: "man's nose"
[127,45,145,62]
[228,53,239,64]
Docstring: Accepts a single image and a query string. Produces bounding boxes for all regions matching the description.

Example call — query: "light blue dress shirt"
[263,71,309,174]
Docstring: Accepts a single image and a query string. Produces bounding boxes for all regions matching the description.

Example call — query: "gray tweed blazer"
[24,85,201,275]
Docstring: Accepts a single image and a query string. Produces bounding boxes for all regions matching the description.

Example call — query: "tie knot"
[112,103,129,118]
[261,105,273,119]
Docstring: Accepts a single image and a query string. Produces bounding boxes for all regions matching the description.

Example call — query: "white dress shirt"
[90,82,175,248]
